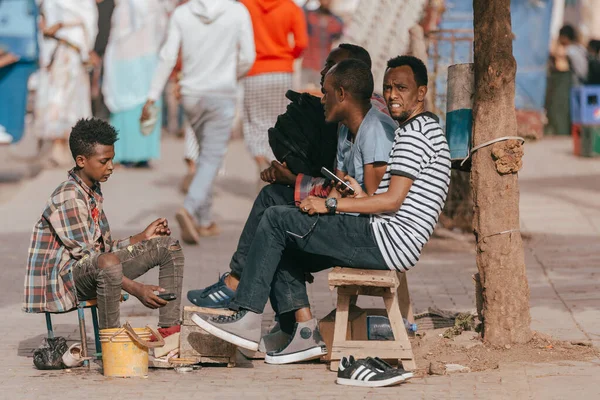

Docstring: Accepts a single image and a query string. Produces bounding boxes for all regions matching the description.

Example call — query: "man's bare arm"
[362,162,388,195]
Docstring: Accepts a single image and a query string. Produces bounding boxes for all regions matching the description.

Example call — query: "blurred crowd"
[545,23,600,136]
[0,0,344,172]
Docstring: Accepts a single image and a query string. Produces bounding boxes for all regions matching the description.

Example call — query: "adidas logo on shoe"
[187,273,235,309]
[336,356,408,387]
[208,290,230,303]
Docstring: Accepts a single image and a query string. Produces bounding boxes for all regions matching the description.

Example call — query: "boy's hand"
[138,218,171,241]
[132,284,168,309]
[260,161,296,185]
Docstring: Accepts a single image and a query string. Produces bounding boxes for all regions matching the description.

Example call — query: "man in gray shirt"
[559,25,589,85]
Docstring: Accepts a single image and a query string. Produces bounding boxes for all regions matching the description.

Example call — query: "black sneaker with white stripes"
[366,357,414,381]
[187,273,235,308]
[336,356,406,387]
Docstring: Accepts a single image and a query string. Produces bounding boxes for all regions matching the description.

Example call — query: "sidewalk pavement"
[0,136,599,399]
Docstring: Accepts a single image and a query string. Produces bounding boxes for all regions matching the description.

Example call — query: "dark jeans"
[230,184,306,314]
[73,236,184,329]
[230,204,388,315]
[230,184,295,277]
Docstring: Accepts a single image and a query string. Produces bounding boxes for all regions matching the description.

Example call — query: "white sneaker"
[264,318,327,365]
[258,322,291,353]
[191,309,262,351]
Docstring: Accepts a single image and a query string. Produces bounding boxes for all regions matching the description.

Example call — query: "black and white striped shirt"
[370,112,451,271]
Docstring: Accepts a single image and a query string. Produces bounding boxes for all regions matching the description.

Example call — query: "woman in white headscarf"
[35,0,98,165]
[102,0,172,167]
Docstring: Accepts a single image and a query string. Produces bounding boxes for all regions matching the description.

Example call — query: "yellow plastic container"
[99,323,164,378]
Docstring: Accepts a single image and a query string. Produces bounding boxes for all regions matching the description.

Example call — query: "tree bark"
[471,0,531,345]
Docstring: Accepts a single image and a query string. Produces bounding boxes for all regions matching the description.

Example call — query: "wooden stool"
[328,267,416,371]
[45,294,129,366]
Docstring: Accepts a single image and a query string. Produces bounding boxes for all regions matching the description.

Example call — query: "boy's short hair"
[338,43,372,69]
[386,55,429,87]
[69,118,119,160]
[328,59,374,101]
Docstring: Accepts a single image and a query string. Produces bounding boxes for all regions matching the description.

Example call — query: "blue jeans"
[182,95,235,226]
[230,184,295,277]
[229,184,336,315]
[230,203,389,315]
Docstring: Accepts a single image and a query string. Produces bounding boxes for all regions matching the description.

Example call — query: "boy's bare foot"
[175,208,200,244]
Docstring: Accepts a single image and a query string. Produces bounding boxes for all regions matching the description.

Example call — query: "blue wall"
[437,0,553,111]
[0,0,38,62]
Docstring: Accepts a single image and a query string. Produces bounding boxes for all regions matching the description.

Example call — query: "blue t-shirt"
[336,106,397,189]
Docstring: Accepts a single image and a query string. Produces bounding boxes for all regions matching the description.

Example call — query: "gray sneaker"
[264,318,327,365]
[258,322,291,353]
[191,310,262,351]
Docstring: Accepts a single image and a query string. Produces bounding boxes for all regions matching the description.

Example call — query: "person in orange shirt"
[239,0,308,173]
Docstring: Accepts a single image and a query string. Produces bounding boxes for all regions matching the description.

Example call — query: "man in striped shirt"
[192,55,450,365]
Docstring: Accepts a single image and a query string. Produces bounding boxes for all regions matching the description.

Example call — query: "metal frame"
[427,29,474,118]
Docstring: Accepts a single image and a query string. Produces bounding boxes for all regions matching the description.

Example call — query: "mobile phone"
[157,293,177,301]
[321,167,355,195]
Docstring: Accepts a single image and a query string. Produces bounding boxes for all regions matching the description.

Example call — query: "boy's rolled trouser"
[73,237,184,329]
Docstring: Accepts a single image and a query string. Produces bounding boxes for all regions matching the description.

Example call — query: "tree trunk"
[471,0,531,345]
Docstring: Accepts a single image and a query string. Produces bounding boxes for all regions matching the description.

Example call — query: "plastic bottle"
[404,318,418,334]
[367,316,417,340]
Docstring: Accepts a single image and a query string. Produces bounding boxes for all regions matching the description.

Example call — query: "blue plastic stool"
[571,85,600,125]
[45,294,129,367]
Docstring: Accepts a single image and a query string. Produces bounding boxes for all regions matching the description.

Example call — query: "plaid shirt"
[23,169,130,313]
[294,174,331,203]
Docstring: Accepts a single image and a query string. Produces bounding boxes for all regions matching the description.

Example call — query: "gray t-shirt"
[336,106,397,189]
[567,44,589,84]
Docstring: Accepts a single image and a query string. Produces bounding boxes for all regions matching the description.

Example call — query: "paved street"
[0,135,599,399]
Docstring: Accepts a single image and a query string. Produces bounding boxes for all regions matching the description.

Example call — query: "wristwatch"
[325,197,338,215]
